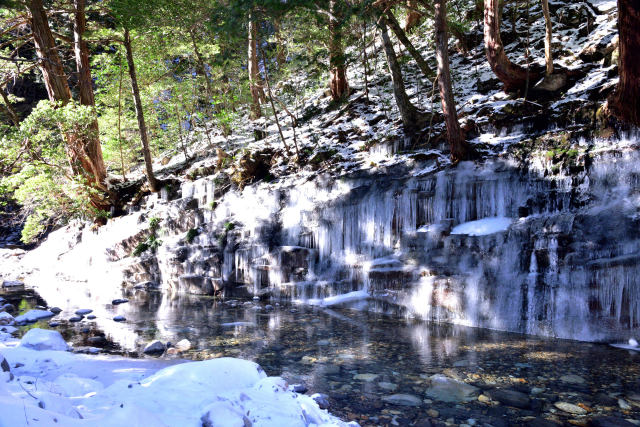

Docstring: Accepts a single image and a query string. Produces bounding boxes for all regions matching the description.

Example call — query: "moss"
[186,228,199,244]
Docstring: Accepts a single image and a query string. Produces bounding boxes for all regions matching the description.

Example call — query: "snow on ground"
[305,290,370,307]
[0,328,356,427]
[450,217,513,236]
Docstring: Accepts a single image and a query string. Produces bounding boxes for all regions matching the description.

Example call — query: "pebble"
[426,409,439,418]
[112,299,129,305]
[75,309,93,315]
[175,339,191,351]
[560,374,587,385]
[49,307,62,314]
[354,373,379,382]
[69,316,83,322]
[311,393,329,410]
[378,382,398,391]
[554,402,587,415]
[382,394,423,407]
[143,340,166,356]
[87,315,96,320]
[48,321,60,327]
[619,399,632,410]
[113,315,126,322]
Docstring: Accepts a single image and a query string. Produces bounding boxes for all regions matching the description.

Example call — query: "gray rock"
[0,356,10,373]
[112,299,129,305]
[554,401,587,415]
[143,340,166,356]
[49,307,62,314]
[528,418,561,427]
[425,374,479,403]
[311,393,330,410]
[113,315,126,322]
[87,315,96,320]
[589,416,636,427]
[69,316,83,322]
[382,394,423,407]
[560,374,586,385]
[87,336,107,346]
[174,339,191,351]
[48,321,60,327]
[1,304,15,313]
[75,309,93,316]
[291,384,308,394]
[14,310,55,324]
[488,388,531,409]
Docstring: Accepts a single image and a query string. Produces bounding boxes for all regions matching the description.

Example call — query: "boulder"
[143,340,166,356]
[0,312,14,326]
[311,393,330,410]
[425,374,480,403]
[75,309,93,316]
[174,339,191,351]
[487,389,531,409]
[19,329,69,351]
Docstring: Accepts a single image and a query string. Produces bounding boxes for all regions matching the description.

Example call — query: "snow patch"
[451,217,513,236]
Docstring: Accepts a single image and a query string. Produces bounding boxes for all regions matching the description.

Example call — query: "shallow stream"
[3,286,640,427]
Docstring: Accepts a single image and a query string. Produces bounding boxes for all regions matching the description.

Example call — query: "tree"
[26,0,110,209]
[608,0,640,126]
[384,11,433,78]
[434,0,469,161]
[248,15,263,119]
[404,0,424,32]
[123,27,159,192]
[541,0,553,76]
[328,0,349,101]
[483,0,538,92]
[379,18,421,130]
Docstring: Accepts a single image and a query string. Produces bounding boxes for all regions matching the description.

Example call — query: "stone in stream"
[174,339,191,351]
[19,328,69,351]
[593,393,618,406]
[113,315,126,322]
[291,384,308,394]
[112,299,129,305]
[487,388,531,409]
[69,316,83,322]
[0,356,10,373]
[560,374,587,385]
[75,309,93,316]
[87,315,96,320]
[311,393,330,410]
[554,402,587,415]
[425,374,480,403]
[87,336,107,346]
[378,381,398,391]
[0,312,14,326]
[353,373,379,382]
[382,394,423,407]
[528,418,562,427]
[143,340,166,356]
[589,416,637,427]
[48,321,60,327]
[49,307,62,314]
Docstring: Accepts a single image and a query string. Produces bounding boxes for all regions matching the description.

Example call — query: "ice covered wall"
[163,144,640,342]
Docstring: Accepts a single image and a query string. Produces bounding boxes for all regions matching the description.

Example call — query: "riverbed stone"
[69,316,83,322]
[378,381,398,391]
[75,309,93,316]
[15,309,55,324]
[354,373,379,382]
[0,304,15,313]
[382,394,423,407]
[143,340,166,356]
[112,298,129,305]
[49,307,62,314]
[0,312,14,326]
[487,388,531,409]
[561,375,587,385]
[554,402,587,415]
[425,374,480,403]
[19,328,69,351]
[87,336,107,346]
[113,315,126,322]
[2,280,23,288]
[589,416,637,427]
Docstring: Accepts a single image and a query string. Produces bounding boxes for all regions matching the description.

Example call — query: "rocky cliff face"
[92,133,638,343]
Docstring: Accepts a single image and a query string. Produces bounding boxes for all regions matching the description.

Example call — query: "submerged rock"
[589,416,636,427]
[487,389,531,409]
[560,374,586,385]
[382,394,423,407]
[425,374,480,403]
[554,402,587,415]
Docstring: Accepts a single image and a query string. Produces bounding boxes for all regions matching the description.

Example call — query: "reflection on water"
[4,288,640,426]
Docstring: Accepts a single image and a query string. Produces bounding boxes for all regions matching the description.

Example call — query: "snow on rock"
[0,312,14,325]
[14,309,55,324]
[450,217,513,236]
[19,328,70,351]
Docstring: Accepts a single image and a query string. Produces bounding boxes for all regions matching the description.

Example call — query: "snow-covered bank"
[0,328,356,427]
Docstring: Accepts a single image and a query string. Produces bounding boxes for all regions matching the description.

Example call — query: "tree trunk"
[248,17,262,119]
[328,0,349,101]
[385,11,434,78]
[189,28,215,105]
[541,0,554,75]
[405,0,424,32]
[0,89,20,126]
[274,18,286,69]
[379,19,420,129]
[435,0,470,161]
[484,0,535,92]
[124,27,159,192]
[27,0,110,208]
[609,0,640,126]
[73,0,107,188]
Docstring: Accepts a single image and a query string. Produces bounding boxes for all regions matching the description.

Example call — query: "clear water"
[4,287,640,426]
